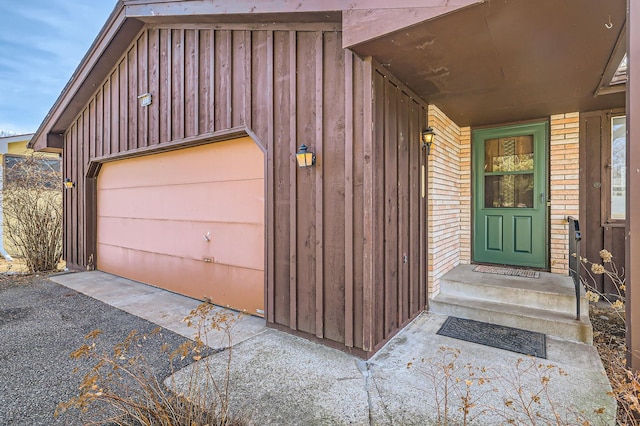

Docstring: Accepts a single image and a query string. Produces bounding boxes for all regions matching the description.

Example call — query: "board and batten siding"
[368,65,428,351]
[63,24,428,356]
[579,109,626,295]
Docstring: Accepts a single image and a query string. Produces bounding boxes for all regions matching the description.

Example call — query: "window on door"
[483,136,535,209]
[606,115,626,222]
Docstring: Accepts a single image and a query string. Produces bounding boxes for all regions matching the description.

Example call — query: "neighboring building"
[29,0,639,363]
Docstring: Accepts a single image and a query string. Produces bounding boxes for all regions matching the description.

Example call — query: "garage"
[96,137,265,316]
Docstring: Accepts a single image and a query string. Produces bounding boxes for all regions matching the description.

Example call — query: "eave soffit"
[350,0,627,127]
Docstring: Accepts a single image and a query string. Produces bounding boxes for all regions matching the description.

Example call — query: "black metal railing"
[567,216,581,320]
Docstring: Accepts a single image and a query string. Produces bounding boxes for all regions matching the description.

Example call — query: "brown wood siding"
[579,110,626,295]
[271,30,291,327]
[322,31,346,343]
[62,24,428,355]
[370,64,428,350]
[295,31,318,336]
[351,55,366,350]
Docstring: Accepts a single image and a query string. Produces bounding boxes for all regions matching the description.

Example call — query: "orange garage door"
[97,137,264,316]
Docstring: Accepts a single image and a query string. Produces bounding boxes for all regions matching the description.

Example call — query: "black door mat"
[473,265,540,278]
[436,316,547,358]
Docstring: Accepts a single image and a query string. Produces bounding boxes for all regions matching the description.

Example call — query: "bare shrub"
[578,250,640,425]
[3,154,62,272]
[409,346,607,425]
[579,249,626,318]
[408,346,492,425]
[55,303,244,426]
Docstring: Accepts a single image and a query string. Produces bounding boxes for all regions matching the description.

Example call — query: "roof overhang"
[350,0,627,127]
[0,133,35,144]
[31,0,627,150]
[30,0,481,152]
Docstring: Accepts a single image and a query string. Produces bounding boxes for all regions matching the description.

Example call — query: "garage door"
[96,137,264,316]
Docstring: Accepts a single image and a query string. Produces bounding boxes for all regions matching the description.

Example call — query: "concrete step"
[431,265,593,344]
[439,264,588,316]
[430,293,593,344]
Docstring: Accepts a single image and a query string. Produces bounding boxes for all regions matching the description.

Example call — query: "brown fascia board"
[342,1,484,49]
[123,0,484,46]
[595,21,627,97]
[122,0,463,16]
[30,1,144,152]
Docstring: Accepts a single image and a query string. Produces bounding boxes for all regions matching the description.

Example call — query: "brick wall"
[427,105,467,296]
[549,112,580,274]
[459,127,472,264]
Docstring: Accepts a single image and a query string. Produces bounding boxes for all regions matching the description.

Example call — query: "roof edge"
[123,0,448,15]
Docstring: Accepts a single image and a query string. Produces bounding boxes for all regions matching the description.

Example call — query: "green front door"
[472,122,548,269]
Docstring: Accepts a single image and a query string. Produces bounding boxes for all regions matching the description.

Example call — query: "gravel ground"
[0,273,195,426]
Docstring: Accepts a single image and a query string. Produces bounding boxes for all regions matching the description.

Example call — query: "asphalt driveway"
[0,274,193,425]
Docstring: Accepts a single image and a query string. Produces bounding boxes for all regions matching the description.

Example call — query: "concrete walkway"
[49,270,267,349]
[50,271,616,425]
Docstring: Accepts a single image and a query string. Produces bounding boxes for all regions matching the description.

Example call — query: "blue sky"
[0,1,116,135]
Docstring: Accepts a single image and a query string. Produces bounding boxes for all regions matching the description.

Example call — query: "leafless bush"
[408,346,493,425]
[3,154,62,272]
[578,250,640,425]
[409,346,607,425]
[579,249,626,317]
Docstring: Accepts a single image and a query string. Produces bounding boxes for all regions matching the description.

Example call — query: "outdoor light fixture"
[63,178,75,189]
[137,92,152,107]
[295,144,315,167]
[421,127,436,155]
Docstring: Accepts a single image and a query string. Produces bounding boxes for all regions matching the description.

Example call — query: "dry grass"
[0,258,66,274]
[591,303,640,425]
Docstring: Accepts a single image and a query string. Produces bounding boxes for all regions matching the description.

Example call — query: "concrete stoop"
[430,264,593,344]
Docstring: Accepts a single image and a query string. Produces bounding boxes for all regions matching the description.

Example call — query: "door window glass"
[610,116,626,220]
[484,136,534,208]
[485,174,534,208]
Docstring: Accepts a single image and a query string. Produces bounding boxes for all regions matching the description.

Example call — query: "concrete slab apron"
[48,271,267,348]
[169,313,616,426]
[168,329,371,425]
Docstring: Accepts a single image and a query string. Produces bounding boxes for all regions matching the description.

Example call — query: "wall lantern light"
[137,92,152,107]
[421,127,436,155]
[295,144,315,167]
[63,178,76,189]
